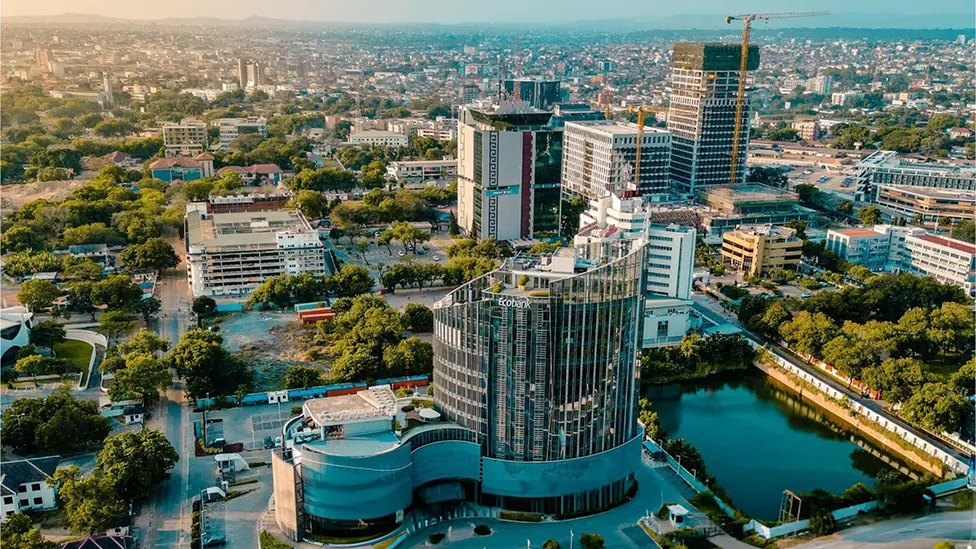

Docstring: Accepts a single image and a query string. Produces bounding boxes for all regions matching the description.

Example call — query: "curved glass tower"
[433,246,647,515]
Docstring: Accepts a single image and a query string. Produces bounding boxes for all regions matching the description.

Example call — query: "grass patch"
[410,398,433,409]
[54,339,93,374]
[28,506,69,529]
[923,354,968,379]
[260,531,294,549]
[229,478,259,487]
[307,531,392,544]
[950,490,974,511]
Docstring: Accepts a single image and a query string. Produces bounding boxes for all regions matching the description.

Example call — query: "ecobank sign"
[497,297,531,309]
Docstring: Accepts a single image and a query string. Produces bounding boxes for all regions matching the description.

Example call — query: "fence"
[642,440,736,519]
[748,341,968,476]
[744,501,878,540]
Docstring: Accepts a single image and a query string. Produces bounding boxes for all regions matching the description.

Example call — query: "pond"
[644,371,920,520]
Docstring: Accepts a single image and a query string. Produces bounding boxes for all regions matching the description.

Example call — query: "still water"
[644,371,919,520]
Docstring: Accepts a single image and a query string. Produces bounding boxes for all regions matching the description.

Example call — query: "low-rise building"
[216,164,284,185]
[697,184,815,242]
[875,184,975,223]
[904,234,976,297]
[825,225,926,272]
[348,130,408,148]
[385,159,457,184]
[149,155,214,182]
[791,120,820,141]
[855,150,976,202]
[721,224,803,276]
[185,207,327,297]
[1,456,59,519]
[218,117,268,151]
[0,306,32,363]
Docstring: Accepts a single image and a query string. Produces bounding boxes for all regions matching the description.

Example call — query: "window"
[33,497,42,506]
[17,486,26,494]
[30,483,40,492]
[657,320,669,338]
[2,496,12,505]
[19,500,28,508]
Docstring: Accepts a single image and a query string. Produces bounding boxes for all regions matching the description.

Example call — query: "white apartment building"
[561,120,672,201]
[574,192,697,347]
[185,206,327,297]
[386,159,458,184]
[904,234,976,298]
[162,119,208,157]
[348,130,408,148]
[218,117,268,151]
[831,91,865,107]
[416,127,457,141]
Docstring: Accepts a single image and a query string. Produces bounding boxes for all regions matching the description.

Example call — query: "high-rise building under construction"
[667,42,759,193]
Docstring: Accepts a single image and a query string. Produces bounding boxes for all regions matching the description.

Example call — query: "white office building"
[825,225,927,272]
[185,206,327,297]
[561,120,672,201]
[386,159,457,184]
[904,234,976,298]
[218,117,268,151]
[163,119,208,157]
[574,191,697,347]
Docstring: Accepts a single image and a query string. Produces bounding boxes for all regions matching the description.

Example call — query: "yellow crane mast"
[725,12,829,185]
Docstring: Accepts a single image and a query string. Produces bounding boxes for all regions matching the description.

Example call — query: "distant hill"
[2,11,973,31]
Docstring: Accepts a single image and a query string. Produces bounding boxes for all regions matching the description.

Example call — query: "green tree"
[897,308,932,358]
[166,329,247,399]
[119,237,179,272]
[0,389,111,454]
[331,264,374,297]
[809,510,836,536]
[403,303,434,332]
[99,310,134,346]
[858,205,882,226]
[383,337,433,377]
[30,320,66,349]
[927,302,975,357]
[17,279,59,312]
[284,364,323,389]
[950,220,975,244]
[134,296,162,324]
[330,348,384,384]
[288,190,331,219]
[0,512,58,549]
[780,311,836,357]
[96,429,179,501]
[64,260,105,281]
[192,296,218,327]
[118,329,170,357]
[542,540,560,549]
[91,274,144,311]
[861,358,927,405]
[448,211,460,236]
[901,382,970,433]
[51,466,127,535]
[110,354,172,403]
[948,359,975,398]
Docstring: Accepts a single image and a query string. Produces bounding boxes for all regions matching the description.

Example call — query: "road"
[691,292,970,465]
[789,511,975,549]
[139,237,194,549]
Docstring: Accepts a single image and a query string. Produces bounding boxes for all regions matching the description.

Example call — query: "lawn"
[923,353,969,380]
[321,158,344,171]
[54,339,94,383]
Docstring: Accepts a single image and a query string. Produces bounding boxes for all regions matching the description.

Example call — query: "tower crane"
[725,12,828,185]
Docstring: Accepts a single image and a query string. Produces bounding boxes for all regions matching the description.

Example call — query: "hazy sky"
[3,0,975,24]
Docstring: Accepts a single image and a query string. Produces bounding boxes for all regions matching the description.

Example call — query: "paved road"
[790,511,975,549]
[139,240,194,549]
[690,292,969,465]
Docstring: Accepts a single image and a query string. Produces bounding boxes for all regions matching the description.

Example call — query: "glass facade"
[433,245,647,514]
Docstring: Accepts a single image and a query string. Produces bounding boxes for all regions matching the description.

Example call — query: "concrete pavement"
[789,511,975,549]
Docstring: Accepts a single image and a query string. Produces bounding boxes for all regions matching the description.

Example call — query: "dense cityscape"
[0,7,974,549]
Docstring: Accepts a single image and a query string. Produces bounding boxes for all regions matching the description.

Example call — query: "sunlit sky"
[3,0,975,25]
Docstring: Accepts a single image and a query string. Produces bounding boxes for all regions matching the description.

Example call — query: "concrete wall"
[272,450,300,541]
[744,501,878,540]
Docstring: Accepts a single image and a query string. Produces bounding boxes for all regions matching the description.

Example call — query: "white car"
[398,251,405,257]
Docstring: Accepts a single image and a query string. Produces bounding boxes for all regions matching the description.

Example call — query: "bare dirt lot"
[0,178,92,210]
[219,312,330,392]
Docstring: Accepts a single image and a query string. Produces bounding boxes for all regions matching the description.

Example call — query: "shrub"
[720,285,748,300]
[473,524,491,536]
[580,534,605,549]
[799,277,822,290]
[809,510,836,536]
[290,405,303,416]
[543,540,560,549]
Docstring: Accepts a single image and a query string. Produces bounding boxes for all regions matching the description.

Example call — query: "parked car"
[801,292,813,298]
[263,436,274,449]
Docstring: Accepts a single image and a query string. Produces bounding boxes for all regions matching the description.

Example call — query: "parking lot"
[328,230,453,284]
[204,402,295,451]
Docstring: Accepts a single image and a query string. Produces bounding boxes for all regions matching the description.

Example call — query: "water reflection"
[644,371,921,520]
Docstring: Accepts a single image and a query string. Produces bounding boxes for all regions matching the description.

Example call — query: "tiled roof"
[915,234,976,255]
[0,456,59,493]
[150,157,202,170]
[60,535,136,549]
[837,228,880,237]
